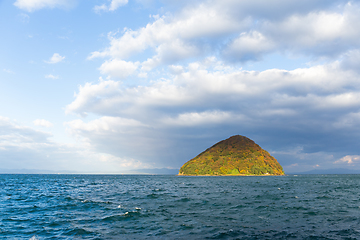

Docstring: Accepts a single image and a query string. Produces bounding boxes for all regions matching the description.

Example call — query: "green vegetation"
[179,135,284,176]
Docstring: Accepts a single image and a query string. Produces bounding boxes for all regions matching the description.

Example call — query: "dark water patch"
[178,197,191,202]
[304,211,318,216]
[333,228,360,237]
[232,204,246,209]
[64,227,97,237]
[146,193,160,199]
[207,229,245,239]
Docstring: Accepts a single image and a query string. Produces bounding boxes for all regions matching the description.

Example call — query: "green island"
[179,135,284,176]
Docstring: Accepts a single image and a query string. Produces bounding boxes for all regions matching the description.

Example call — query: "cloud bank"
[67,54,360,170]
[89,1,360,72]
[63,0,360,172]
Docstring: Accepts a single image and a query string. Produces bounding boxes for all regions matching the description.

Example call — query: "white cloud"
[0,116,52,150]
[88,3,243,63]
[33,119,53,128]
[45,53,65,64]
[162,111,241,126]
[223,31,275,61]
[88,0,360,82]
[168,65,184,75]
[14,0,73,12]
[107,0,128,10]
[261,6,360,56]
[142,39,200,71]
[99,59,139,79]
[66,117,147,134]
[65,79,122,117]
[334,155,360,164]
[45,74,59,79]
[316,93,360,109]
[68,58,360,119]
[222,4,360,61]
[94,0,128,13]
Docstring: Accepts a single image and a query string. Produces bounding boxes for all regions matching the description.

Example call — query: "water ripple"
[1,174,360,239]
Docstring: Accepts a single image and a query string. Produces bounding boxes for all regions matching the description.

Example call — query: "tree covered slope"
[179,135,284,176]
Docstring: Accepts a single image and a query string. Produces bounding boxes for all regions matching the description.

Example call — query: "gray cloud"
[66,52,360,171]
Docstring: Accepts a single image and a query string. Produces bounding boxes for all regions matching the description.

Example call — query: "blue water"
[1,174,360,239]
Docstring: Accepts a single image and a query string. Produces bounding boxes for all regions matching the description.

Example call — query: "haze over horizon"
[1,0,360,174]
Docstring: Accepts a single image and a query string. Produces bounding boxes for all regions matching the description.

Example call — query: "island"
[179,135,284,176]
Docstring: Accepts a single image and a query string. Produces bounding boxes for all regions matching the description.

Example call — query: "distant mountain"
[0,168,179,175]
[179,135,284,176]
[0,168,75,174]
[127,168,179,175]
[287,168,360,175]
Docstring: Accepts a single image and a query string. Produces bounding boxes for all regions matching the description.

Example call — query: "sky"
[1,0,360,173]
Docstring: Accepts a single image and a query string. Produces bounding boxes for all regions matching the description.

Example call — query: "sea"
[1,174,360,239]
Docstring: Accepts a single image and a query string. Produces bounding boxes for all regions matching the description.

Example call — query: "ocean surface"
[1,174,360,239]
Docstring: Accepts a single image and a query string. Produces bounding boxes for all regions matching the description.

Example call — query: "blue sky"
[1,0,360,173]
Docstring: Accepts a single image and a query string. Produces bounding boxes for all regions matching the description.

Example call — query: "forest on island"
[179,135,284,176]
